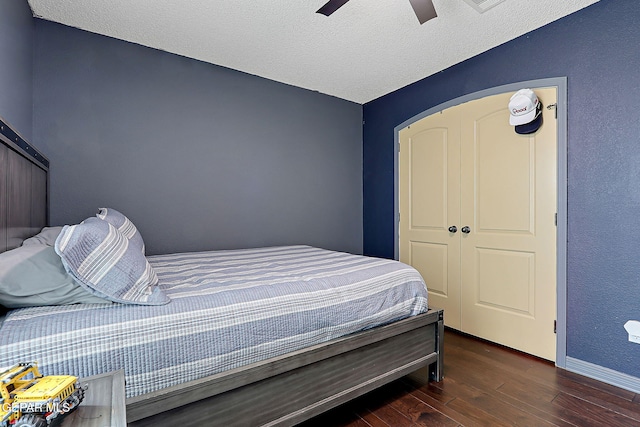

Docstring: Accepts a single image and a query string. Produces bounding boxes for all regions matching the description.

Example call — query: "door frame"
[393,77,568,367]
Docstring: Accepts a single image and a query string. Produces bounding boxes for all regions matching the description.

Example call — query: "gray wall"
[0,0,34,139]
[33,21,363,255]
[363,0,640,380]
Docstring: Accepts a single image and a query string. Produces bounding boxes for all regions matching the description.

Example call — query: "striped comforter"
[0,246,428,398]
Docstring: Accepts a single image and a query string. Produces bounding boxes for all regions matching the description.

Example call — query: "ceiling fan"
[316,0,437,24]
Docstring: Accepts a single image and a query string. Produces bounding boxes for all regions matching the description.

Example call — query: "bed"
[0,116,443,426]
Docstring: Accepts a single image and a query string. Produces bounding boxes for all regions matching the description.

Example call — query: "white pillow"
[0,244,111,308]
[22,226,64,247]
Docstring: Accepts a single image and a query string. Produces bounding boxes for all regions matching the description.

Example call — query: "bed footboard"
[127,308,444,427]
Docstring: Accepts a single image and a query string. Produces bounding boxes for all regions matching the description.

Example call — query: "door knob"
[461,226,471,234]
[448,226,457,233]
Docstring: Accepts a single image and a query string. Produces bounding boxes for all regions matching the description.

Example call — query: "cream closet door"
[460,88,557,360]
[399,88,557,361]
[399,107,462,329]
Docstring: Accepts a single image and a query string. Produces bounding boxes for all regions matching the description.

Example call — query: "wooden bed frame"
[0,117,444,426]
[0,116,48,254]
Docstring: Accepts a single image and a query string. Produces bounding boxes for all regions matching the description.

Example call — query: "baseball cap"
[514,103,543,135]
[509,88,543,134]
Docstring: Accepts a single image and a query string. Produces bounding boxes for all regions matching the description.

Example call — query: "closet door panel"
[399,88,557,361]
[475,248,535,315]
[409,129,448,228]
[475,109,534,234]
[459,88,557,361]
[399,107,461,329]
[409,241,448,297]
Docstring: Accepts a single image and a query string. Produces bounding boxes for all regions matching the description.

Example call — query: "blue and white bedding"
[0,245,428,398]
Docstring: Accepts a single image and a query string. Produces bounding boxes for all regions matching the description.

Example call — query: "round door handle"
[448,226,457,233]
[461,226,471,234]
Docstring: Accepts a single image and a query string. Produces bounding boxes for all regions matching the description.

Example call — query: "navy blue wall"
[33,21,363,256]
[363,1,640,378]
[0,0,34,139]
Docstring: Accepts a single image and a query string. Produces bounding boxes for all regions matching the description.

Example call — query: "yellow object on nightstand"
[0,362,85,427]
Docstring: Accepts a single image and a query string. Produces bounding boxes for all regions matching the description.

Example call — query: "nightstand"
[58,370,126,427]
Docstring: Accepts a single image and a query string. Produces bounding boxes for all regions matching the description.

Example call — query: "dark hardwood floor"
[299,329,640,426]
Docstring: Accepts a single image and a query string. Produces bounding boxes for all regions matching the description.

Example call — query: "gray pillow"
[22,226,64,247]
[0,244,112,308]
[55,217,169,305]
[96,208,145,254]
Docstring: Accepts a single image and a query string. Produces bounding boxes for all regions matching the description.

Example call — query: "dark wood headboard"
[0,116,49,254]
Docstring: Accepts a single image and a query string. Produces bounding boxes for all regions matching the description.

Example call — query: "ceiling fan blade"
[316,0,350,16]
[408,0,437,24]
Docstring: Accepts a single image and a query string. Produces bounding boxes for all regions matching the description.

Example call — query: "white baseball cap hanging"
[508,88,543,134]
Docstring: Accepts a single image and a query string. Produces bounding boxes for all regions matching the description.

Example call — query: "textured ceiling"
[27,0,599,103]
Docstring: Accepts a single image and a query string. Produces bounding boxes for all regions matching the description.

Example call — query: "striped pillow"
[96,208,145,254]
[55,217,169,305]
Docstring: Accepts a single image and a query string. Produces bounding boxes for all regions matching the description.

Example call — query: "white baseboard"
[565,356,640,393]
